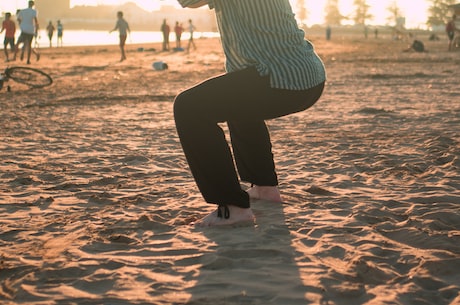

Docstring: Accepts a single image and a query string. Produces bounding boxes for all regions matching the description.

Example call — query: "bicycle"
[0,66,53,91]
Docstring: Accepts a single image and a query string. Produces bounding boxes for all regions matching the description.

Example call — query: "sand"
[0,33,459,305]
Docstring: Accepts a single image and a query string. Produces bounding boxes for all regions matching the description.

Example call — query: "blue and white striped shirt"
[178,0,326,90]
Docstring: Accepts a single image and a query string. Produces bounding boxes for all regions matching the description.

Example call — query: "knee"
[174,87,212,125]
[173,90,194,123]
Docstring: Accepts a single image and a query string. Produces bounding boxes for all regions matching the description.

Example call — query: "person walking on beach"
[174,21,183,49]
[46,21,55,47]
[186,18,196,52]
[17,1,39,64]
[110,11,130,62]
[161,19,171,51]
[1,12,16,62]
[446,14,458,51]
[57,20,63,47]
[174,0,326,227]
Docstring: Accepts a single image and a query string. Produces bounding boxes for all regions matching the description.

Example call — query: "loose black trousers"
[174,67,324,208]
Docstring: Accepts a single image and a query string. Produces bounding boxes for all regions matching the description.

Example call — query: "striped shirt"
[178,0,326,90]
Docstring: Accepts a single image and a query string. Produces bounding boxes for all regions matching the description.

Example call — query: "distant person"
[404,34,425,53]
[186,19,196,52]
[446,15,457,51]
[1,12,16,62]
[161,19,170,51]
[411,39,425,52]
[326,25,331,40]
[374,28,378,39]
[110,11,130,62]
[174,21,183,49]
[57,20,63,47]
[14,9,25,60]
[15,7,40,63]
[17,1,39,64]
[46,21,55,47]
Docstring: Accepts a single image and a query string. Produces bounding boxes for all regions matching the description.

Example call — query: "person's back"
[17,1,38,64]
[18,6,36,34]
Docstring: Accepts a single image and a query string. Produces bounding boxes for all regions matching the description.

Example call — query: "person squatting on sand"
[173,0,326,227]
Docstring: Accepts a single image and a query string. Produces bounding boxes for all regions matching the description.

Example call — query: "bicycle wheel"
[6,66,53,88]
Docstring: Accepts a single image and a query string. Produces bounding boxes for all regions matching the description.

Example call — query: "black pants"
[174,67,324,208]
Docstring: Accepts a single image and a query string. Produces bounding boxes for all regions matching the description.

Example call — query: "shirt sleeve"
[177,0,214,9]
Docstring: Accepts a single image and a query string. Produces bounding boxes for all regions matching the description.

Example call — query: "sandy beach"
[0,33,459,304]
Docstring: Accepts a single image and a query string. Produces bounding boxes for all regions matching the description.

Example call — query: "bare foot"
[194,205,255,227]
[247,185,282,202]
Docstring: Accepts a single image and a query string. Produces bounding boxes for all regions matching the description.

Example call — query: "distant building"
[36,0,217,32]
[29,2,216,32]
[35,0,70,25]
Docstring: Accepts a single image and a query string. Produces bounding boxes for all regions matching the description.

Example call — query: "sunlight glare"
[1,0,430,29]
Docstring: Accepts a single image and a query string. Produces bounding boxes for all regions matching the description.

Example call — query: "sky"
[1,0,431,28]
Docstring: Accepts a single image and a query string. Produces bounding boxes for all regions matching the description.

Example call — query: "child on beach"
[46,21,55,47]
[173,0,326,227]
[110,11,130,62]
[1,12,16,62]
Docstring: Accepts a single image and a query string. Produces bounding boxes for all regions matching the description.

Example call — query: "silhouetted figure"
[110,11,130,62]
[46,21,55,47]
[161,19,170,51]
[174,21,183,49]
[446,15,458,51]
[186,19,196,52]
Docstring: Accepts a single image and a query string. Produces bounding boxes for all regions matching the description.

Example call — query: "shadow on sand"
[184,199,324,305]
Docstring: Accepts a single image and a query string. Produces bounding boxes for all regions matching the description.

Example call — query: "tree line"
[295,0,457,27]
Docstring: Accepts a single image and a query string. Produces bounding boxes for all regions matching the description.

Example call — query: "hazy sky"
[2,0,431,28]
